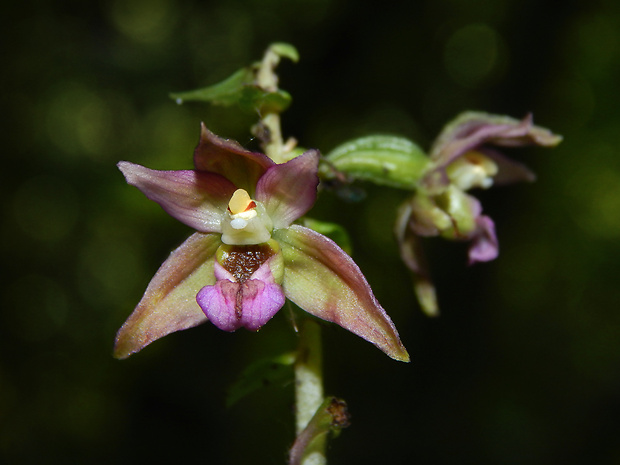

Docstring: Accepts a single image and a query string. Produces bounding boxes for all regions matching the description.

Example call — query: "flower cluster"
[394,112,562,315]
[115,125,409,362]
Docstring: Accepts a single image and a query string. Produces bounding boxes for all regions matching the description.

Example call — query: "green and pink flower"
[115,125,409,362]
[395,112,562,315]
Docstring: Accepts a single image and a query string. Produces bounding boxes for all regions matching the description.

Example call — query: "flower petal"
[197,259,286,331]
[481,148,537,185]
[468,215,499,264]
[239,278,286,330]
[255,150,320,229]
[196,279,242,331]
[275,225,409,362]
[429,112,563,168]
[118,161,236,233]
[394,201,439,317]
[114,232,221,359]
[193,123,274,193]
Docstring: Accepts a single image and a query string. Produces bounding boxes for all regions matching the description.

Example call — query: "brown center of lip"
[219,243,276,283]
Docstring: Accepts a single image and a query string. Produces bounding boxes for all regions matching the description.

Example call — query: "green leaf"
[226,352,295,407]
[169,68,292,114]
[302,218,353,255]
[323,135,431,189]
[169,67,255,106]
[169,43,299,113]
[238,87,292,114]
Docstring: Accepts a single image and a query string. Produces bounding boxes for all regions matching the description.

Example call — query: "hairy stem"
[254,46,289,163]
[294,319,326,465]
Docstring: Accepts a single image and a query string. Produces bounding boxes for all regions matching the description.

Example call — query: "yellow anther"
[228,189,256,215]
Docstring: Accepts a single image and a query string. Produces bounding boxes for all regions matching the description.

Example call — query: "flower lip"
[197,253,286,332]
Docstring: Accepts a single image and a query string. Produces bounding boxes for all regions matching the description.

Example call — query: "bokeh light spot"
[568,14,618,80]
[44,83,114,160]
[577,168,620,239]
[108,0,176,44]
[561,142,620,240]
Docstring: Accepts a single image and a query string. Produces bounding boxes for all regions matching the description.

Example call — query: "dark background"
[2,0,619,463]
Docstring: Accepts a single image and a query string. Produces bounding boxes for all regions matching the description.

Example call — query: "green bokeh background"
[2,0,619,463]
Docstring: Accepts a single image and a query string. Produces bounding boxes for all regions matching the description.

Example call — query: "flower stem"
[261,113,285,162]
[295,319,326,465]
[254,44,294,163]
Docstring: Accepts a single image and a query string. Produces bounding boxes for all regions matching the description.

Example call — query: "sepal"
[429,112,563,169]
[117,161,235,233]
[193,124,274,193]
[114,233,221,359]
[275,225,409,362]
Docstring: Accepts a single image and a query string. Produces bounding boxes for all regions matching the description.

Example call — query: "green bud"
[322,135,431,189]
[288,397,350,465]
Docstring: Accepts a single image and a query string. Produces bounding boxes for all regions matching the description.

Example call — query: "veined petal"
[275,225,409,362]
[255,150,320,229]
[197,259,285,331]
[114,232,222,359]
[239,279,286,330]
[118,161,235,233]
[481,148,536,185]
[196,280,242,331]
[193,123,274,194]
[429,112,562,169]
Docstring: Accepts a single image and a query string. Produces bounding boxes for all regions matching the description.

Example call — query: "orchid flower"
[395,112,562,315]
[115,124,409,362]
